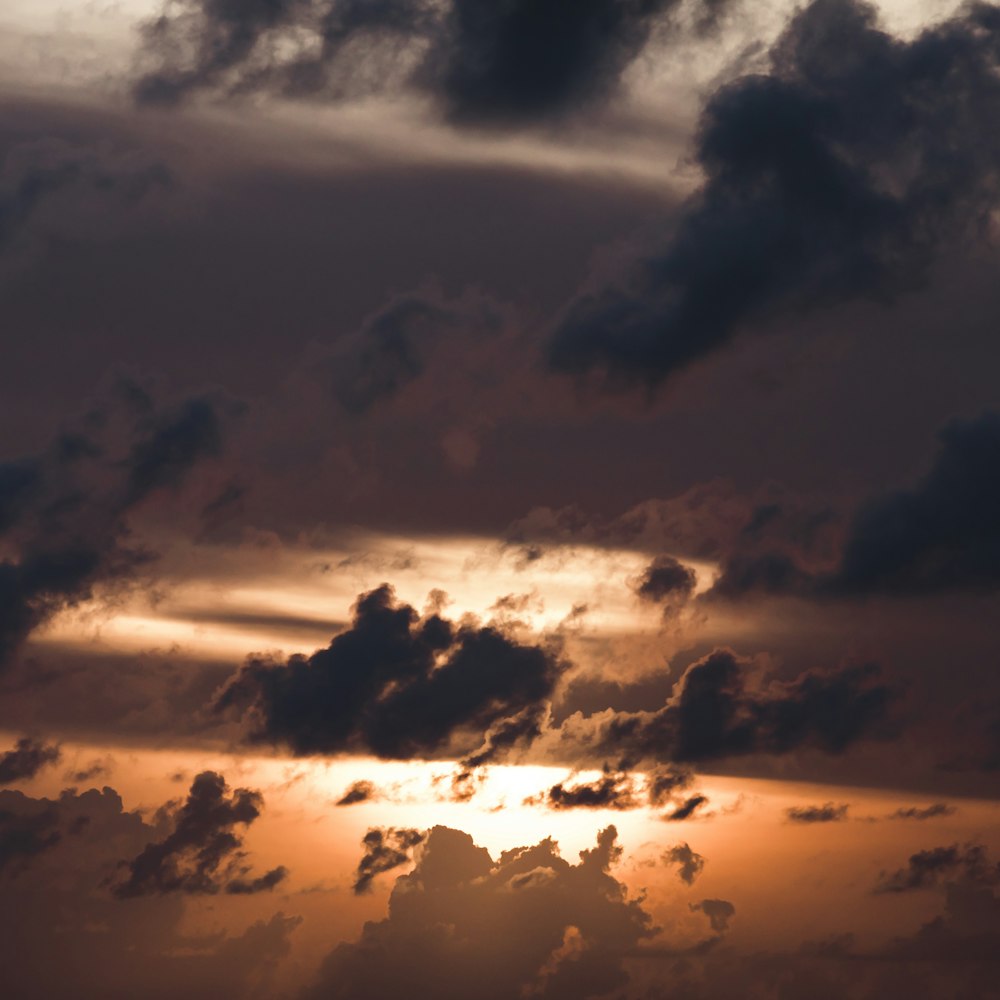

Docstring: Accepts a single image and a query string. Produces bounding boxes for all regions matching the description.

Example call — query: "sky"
[1,1,1000,998]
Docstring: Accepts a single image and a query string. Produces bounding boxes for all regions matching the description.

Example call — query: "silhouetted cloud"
[548,0,1000,387]
[690,898,735,933]
[0,381,227,669]
[336,780,379,806]
[111,771,286,897]
[353,827,424,894]
[786,802,848,823]
[0,736,60,785]
[708,412,1000,599]
[635,555,697,612]
[133,0,726,123]
[309,824,654,999]
[663,842,704,884]
[664,793,709,821]
[889,803,956,821]
[542,770,639,810]
[875,844,1000,894]
[645,764,694,806]
[581,648,892,766]
[216,584,568,761]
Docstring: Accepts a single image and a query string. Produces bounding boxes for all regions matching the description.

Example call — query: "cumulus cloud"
[0,736,61,785]
[708,411,1000,599]
[875,844,1000,894]
[306,823,654,1000]
[548,0,1000,387]
[0,784,299,1000]
[132,0,728,123]
[111,771,287,898]
[663,842,705,884]
[352,827,424,894]
[570,648,892,768]
[216,583,568,762]
[690,897,735,933]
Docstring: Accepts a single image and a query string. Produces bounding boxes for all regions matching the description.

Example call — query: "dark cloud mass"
[133,0,721,122]
[708,411,1000,599]
[580,648,892,766]
[875,844,1000,894]
[548,0,1000,386]
[111,771,287,898]
[216,584,568,761]
[635,554,697,605]
[0,736,61,785]
[308,824,654,1000]
[0,382,226,670]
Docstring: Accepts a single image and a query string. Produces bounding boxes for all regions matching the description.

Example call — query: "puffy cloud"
[875,844,1000,894]
[690,897,735,934]
[353,827,424,894]
[548,0,1000,387]
[577,648,892,767]
[663,842,704,884]
[708,412,1000,600]
[111,771,287,898]
[0,736,60,785]
[133,0,727,122]
[0,784,299,1000]
[306,823,654,1000]
[216,583,568,761]
[785,802,849,823]
[634,555,697,618]
[540,770,639,810]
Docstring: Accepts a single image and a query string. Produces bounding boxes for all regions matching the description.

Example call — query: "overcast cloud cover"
[2,0,1000,997]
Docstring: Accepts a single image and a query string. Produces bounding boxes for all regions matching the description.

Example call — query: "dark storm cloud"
[542,770,639,810]
[645,764,694,805]
[0,134,169,258]
[352,826,424,894]
[307,824,654,1000]
[875,843,1000,894]
[690,898,735,934]
[635,554,697,604]
[0,736,60,784]
[111,770,287,897]
[216,583,568,761]
[548,0,1000,387]
[580,648,892,767]
[335,780,378,806]
[830,411,1000,596]
[133,0,724,123]
[785,802,848,823]
[708,411,1000,599]
[663,842,704,884]
[0,381,227,670]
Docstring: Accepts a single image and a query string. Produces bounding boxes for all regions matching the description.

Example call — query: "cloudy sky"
[2,1,1000,997]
